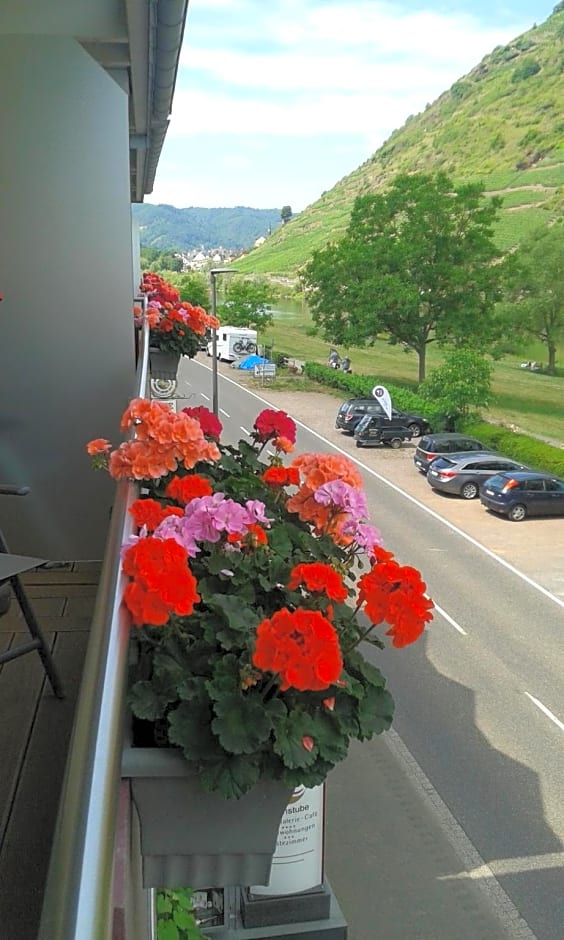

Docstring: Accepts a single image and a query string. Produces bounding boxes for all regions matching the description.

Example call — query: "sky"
[147,0,557,213]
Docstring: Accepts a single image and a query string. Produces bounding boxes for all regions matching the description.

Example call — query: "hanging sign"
[372,385,392,420]
[251,784,325,896]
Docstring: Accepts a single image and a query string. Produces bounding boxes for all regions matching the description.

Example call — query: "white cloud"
[151,0,547,208]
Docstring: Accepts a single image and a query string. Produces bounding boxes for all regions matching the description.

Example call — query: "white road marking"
[191,359,564,615]
[524,692,564,732]
[434,603,467,635]
[200,393,210,401]
[219,408,230,418]
[387,729,538,939]
[241,426,250,436]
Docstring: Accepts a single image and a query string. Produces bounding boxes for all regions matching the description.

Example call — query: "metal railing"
[38,313,150,940]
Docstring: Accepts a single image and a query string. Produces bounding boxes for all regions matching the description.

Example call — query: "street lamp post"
[210,268,236,416]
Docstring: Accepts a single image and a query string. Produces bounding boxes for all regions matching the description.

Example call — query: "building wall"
[0,35,136,558]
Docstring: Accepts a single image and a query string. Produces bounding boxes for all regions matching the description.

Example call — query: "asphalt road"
[179,358,564,940]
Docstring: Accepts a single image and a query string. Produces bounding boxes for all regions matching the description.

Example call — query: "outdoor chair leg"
[2,573,65,699]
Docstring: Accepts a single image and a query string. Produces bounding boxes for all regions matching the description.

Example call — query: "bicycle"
[232,339,257,355]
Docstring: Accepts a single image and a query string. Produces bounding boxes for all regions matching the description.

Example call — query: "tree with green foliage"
[217,278,277,331]
[165,272,209,307]
[501,223,564,374]
[420,348,492,428]
[281,205,293,224]
[303,172,504,382]
[140,247,183,273]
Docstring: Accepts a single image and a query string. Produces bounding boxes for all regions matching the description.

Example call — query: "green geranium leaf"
[265,556,291,586]
[265,696,287,723]
[218,453,242,474]
[311,712,349,763]
[357,685,395,738]
[236,438,261,463]
[167,701,219,760]
[281,758,334,790]
[128,680,171,721]
[332,694,361,737]
[173,907,197,930]
[205,593,259,632]
[206,654,242,699]
[156,893,173,914]
[152,649,196,697]
[205,551,244,575]
[176,675,208,702]
[354,655,387,688]
[273,711,319,769]
[157,921,179,940]
[199,755,262,799]
[338,671,366,701]
[268,524,293,557]
[212,692,273,754]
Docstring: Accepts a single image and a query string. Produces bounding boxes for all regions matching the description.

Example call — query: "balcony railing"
[38,313,150,940]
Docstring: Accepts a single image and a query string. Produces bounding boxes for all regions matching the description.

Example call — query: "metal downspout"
[145,0,189,194]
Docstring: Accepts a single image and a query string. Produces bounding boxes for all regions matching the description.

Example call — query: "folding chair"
[0,484,64,698]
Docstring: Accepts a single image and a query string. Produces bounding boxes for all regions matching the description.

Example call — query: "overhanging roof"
[81,0,189,202]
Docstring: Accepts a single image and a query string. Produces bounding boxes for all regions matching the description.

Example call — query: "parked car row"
[335,402,564,522]
[416,432,564,521]
[335,398,432,438]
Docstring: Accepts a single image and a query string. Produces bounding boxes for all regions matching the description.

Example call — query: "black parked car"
[354,414,414,449]
[336,398,431,437]
[413,433,492,474]
[427,453,531,500]
[480,471,564,521]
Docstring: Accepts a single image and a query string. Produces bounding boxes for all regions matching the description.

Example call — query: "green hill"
[132,204,282,252]
[235,5,564,276]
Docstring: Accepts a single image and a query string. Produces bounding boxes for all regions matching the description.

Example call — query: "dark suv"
[336,399,431,437]
[414,433,492,474]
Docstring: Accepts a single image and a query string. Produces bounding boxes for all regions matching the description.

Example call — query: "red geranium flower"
[165,473,213,505]
[129,498,168,532]
[288,563,348,603]
[262,466,300,487]
[122,537,200,626]
[182,405,223,440]
[253,607,343,691]
[358,553,433,648]
[254,409,297,444]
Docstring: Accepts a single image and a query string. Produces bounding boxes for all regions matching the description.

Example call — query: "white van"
[207,326,258,362]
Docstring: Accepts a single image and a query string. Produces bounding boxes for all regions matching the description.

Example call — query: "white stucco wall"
[0,35,136,558]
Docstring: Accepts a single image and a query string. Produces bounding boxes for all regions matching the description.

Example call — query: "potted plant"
[87,402,433,887]
[137,272,219,379]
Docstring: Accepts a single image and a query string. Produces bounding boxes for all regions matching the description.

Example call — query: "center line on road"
[434,603,467,635]
[525,692,564,732]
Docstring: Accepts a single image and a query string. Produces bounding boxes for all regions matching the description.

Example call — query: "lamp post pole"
[210,268,235,417]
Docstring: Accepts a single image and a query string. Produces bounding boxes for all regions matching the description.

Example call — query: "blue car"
[480,471,564,521]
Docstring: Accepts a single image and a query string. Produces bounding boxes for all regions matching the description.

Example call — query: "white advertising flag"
[372,385,392,419]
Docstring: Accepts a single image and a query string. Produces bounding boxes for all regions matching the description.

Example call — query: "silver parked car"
[426,453,531,500]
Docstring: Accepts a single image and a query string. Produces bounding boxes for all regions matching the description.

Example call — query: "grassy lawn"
[258,306,564,444]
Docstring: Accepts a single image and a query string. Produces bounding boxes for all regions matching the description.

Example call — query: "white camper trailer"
[207,326,258,362]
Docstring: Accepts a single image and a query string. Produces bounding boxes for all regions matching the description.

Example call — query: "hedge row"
[304,362,564,477]
[303,363,447,428]
[461,420,564,477]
